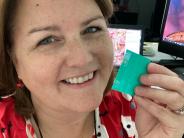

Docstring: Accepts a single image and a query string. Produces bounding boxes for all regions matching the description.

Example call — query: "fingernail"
[134,95,141,102]
[135,87,141,95]
[140,75,146,81]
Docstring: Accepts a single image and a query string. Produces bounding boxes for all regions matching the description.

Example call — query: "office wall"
[128,0,156,29]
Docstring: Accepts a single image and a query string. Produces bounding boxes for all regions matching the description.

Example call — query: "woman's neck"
[35,109,95,138]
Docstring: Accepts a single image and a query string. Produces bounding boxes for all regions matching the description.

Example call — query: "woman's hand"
[135,63,184,138]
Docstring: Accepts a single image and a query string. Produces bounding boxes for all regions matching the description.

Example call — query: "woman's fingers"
[134,95,181,127]
[135,63,184,136]
[135,86,184,111]
[136,63,184,114]
[135,63,184,110]
[140,73,184,97]
[135,101,158,136]
[148,63,178,77]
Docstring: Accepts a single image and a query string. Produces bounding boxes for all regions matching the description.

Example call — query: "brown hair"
[0,0,114,118]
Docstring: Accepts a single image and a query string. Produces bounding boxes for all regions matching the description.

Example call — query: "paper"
[112,50,151,96]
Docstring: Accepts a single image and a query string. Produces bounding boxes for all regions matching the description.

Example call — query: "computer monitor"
[158,0,184,61]
[108,24,143,66]
[151,0,166,38]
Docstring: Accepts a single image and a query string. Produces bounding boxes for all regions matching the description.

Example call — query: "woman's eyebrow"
[27,15,104,35]
[81,15,104,26]
[28,25,60,35]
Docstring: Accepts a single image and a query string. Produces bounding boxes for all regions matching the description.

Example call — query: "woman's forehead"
[13,0,103,37]
[15,0,101,22]
[18,0,96,9]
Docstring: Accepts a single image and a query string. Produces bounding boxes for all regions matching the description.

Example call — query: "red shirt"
[0,90,137,138]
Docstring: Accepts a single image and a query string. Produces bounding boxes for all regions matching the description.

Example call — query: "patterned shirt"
[0,90,138,138]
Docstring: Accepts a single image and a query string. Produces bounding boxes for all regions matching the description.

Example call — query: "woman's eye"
[84,26,102,34]
[37,36,59,46]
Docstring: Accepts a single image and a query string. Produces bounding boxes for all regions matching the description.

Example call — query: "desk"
[143,42,174,62]
[143,42,184,79]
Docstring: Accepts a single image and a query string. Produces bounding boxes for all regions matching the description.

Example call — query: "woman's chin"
[67,96,103,113]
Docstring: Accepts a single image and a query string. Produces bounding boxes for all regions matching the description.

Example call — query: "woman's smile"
[60,71,98,89]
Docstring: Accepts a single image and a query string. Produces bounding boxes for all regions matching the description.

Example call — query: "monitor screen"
[108,24,143,66]
[158,0,184,58]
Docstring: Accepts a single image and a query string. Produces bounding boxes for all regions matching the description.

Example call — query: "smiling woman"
[0,0,114,115]
[1,0,184,138]
[0,0,121,137]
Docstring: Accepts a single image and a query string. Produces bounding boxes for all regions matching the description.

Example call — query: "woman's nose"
[64,39,93,67]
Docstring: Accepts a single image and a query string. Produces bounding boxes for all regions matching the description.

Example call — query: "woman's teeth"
[64,72,94,84]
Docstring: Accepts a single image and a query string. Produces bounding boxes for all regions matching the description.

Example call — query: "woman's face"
[13,0,114,113]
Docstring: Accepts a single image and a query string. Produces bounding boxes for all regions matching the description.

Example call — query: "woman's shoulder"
[0,96,27,138]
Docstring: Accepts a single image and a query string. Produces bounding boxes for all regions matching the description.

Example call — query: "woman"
[0,0,184,138]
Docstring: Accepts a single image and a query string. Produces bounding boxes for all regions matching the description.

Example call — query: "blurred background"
[109,0,166,41]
